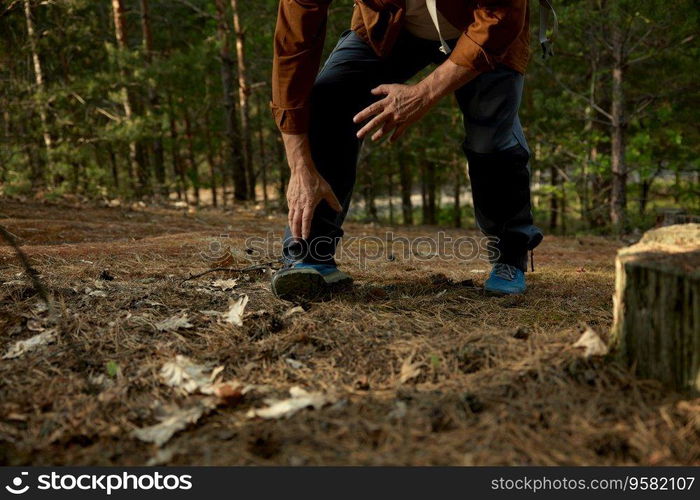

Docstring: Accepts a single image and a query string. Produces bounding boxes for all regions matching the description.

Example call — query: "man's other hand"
[353,59,479,143]
[353,83,433,143]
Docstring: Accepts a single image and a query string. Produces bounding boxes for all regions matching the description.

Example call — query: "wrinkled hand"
[282,133,342,240]
[286,166,342,240]
[353,83,434,142]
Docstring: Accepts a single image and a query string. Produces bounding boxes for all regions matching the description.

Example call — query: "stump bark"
[611,224,700,393]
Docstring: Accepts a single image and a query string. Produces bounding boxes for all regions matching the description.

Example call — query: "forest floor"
[1,199,699,466]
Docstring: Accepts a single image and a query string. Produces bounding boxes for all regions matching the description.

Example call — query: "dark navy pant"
[284,30,543,271]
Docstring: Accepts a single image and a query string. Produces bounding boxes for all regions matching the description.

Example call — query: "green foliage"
[0,0,697,233]
[105,361,120,378]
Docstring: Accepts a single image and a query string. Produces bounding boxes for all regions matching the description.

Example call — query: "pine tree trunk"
[106,143,120,190]
[167,94,187,203]
[639,180,652,217]
[398,149,413,225]
[256,91,269,208]
[581,0,601,225]
[183,108,200,206]
[387,158,395,225]
[609,24,627,232]
[230,0,255,200]
[611,224,700,394]
[549,165,559,231]
[362,156,378,222]
[561,176,568,234]
[202,112,219,208]
[425,161,437,225]
[453,168,461,228]
[674,171,681,204]
[139,0,167,197]
[111,0,149,196]
[23,0,51,187]
[214,0,248,202]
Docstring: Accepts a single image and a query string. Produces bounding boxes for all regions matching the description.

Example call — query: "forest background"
[1,0,698,234]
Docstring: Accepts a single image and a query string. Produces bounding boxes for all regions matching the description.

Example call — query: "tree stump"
[611,224,700,393]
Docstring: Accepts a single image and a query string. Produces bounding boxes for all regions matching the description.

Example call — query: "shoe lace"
[493,263,517,281]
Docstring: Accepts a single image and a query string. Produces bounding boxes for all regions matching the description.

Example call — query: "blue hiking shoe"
[271,262,353,301]
[484,263,526,295]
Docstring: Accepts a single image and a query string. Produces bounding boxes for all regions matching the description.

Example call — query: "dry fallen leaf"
[399,355,423,384]
[212,278,238,291]
[285,358,305,370]
[388,401,408,420]
[32,302,49,314]
[131,400,216,447]
[282,305,305,319]
[146,446,178,466]
[224,295,249,327]
[3,330,57,359]
[160,355,221,395]
[155,314,194,332]
[2,280,26,286]
[573,326,609,358]
[159,356,244,402]
[213,381,244,406]
[246,386,331,419]
[26,319,44,332]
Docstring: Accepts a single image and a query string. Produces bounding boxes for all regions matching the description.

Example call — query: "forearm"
[281,133,316,174]
[415,58,480,105]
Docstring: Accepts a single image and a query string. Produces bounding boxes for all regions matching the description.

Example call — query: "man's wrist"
[282,132,314,174]
[419,58,479,104]
[415,78,441,107]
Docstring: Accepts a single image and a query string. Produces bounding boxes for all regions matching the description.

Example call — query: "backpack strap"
[426,0,451,55]
[539,0,558,60]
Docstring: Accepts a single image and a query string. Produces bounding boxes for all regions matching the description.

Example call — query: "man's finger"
[371,84,391,96]
[324,189,343,212]
[292,207,303,240]
[372,121,394,142]
[353,98,386,124]
[301,205,314,240]
[288,207,296,233]
[357,110,390,139]
[390,123,409,143]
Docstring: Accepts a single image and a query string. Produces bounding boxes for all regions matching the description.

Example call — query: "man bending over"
[270,0,544,300]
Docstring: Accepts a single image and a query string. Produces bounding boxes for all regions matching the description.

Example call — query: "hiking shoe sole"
[271,268,327,302]
[271,268,354,302]
[320,270,354,288]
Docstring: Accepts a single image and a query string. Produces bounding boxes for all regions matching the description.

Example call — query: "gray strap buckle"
[539,0,559,60]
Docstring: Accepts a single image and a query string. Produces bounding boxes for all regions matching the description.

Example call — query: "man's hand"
[282,133,342,240]
[353,59,480,142]
[353,84,433,143]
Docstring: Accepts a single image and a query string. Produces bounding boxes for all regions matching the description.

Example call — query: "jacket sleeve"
[448,0,527,73]
[271,0,332,134]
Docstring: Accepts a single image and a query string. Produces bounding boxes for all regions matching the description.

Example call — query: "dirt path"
[1,201,698,465]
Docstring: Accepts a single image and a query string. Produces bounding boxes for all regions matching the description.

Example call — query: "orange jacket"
[272,0,530,134]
